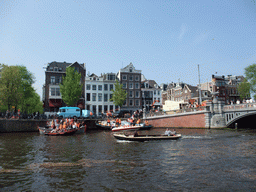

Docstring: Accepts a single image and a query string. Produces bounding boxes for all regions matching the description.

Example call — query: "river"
[0,128,255,191]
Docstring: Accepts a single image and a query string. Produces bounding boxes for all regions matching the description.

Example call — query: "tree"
[59,66,82,106]
[23,89,43,114]
[244,63,256,99]
[110,80,127,109]
[238,78,251,100]
[0,65,22,110]
[0,64,40,113]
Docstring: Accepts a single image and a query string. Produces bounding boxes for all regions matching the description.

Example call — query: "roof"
[46,61,85,72]
[141,80,160,89]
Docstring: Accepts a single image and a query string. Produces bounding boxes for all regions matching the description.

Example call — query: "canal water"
[0,128,255,191]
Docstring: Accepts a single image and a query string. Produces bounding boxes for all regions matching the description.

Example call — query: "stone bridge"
[144,101,256,129]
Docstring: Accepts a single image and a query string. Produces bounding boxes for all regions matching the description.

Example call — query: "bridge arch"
[225,111,256,128]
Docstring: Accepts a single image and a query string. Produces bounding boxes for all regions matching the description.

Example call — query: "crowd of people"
[48,118,85,133]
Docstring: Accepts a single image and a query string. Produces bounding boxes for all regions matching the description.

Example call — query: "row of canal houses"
[42,61,244,116]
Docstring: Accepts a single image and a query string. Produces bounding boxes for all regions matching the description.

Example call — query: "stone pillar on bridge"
[207,99,226,128]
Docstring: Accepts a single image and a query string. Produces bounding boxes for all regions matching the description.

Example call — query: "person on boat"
[164,128,172,136]
[119,118,122,127]
[115,118,119,126]
[55,119,60,129]
[136,119,141,125]
[171,129,176,135]
[50,120,55,129]
[107,118,110,126]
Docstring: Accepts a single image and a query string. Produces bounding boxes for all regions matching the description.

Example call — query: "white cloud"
[178,23,187,41]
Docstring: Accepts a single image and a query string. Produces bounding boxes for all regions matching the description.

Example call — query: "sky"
[1,0,256,99]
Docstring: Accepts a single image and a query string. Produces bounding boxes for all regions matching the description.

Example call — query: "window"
[49,67,53,71]
[158,91,160,95]
[92,85,96,90]
[98,93,102,101]
[129,91,133,97]
[135,91,140,98]
[86,84,91,90]
[56,77,61,84]
[51,88,55,96]
[110,84,114,91]
[98,85,102,91]
[104,84,108,91]
[104,105,108,113]
[123,100,127,106]
[123,83,127,89]
[135,75,139,81]
[50,76,55,84]
[110,94,113,100]
[104,94,108,102]
[122,75,127,80]
[50,88,60,96]
[129,75,133,81]
[86,93,90,101]
[92,93,96,101]
[129,67,133,72]
[54,67,58,71]
[56,88,60,96]
[98,105,102,113]
[135,83,139,89]
[129,99,133,106]
[92,105,96,114]
[110,105,113,113]
[129,83,133,89]
[135,100,140,106]
[108,74,116,80]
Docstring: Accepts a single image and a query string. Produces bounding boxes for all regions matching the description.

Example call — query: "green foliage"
[110,80,127,108]
[59,67,82,106]
[22,89,43,114]
[0,65,22,110]
[244,63,256,99]
[238,78,251,100]
[0,64,41,113]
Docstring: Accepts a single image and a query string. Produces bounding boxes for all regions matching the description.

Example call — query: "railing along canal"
[223,102,256,112]
[145,106,206,118]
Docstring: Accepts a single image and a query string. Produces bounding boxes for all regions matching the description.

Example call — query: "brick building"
[212,75,244,104]
[117,63,142,111]
[42,61,86,115]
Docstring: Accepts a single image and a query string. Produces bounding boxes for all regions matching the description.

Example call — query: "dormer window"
[49,67,53,71]
[54,67,58,71]
[59,68,62,71]
[129,67,133,72]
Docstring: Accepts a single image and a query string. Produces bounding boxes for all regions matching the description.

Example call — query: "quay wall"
[145,112,206,128]
[0,119,100,133]
[0,119,47,133]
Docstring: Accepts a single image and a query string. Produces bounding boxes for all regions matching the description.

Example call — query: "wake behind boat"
[113,133,182,142]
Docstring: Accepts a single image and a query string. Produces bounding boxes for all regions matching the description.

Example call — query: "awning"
[49,100,62,107]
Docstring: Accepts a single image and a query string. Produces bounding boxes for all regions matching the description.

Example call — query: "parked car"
[112,110,132,118]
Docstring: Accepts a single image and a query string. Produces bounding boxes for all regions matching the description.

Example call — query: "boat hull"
[112,125,142,132]
[95,123,112,130]
[113,133,182,141]
[44,129,77,136]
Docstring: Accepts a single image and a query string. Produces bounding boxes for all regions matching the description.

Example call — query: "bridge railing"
[223,102,256,111]
[145,106,206,118]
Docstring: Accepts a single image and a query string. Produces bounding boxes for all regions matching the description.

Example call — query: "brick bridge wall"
[146,113,206,128]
